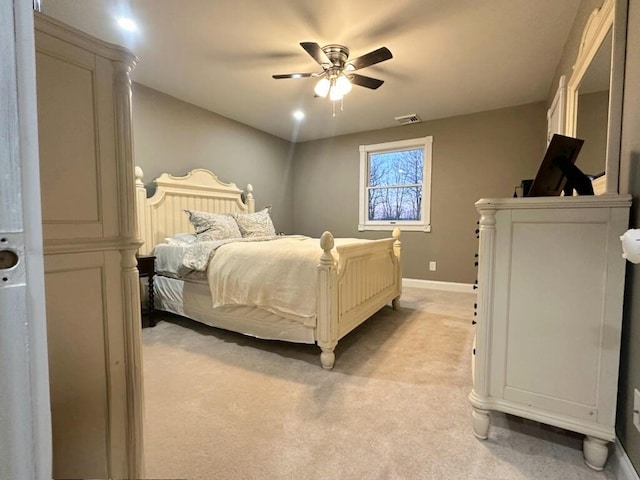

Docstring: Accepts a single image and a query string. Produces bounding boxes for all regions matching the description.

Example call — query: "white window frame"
[359,135,432,232]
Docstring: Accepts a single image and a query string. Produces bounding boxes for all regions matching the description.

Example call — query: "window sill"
[358,224,431,232]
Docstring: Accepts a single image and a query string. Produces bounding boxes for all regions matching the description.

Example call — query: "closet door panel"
[44,252,110,479]
[36,49,101,239]
[35,31,121,241]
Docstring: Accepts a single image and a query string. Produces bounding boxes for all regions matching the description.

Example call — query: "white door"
[0,2,52,479]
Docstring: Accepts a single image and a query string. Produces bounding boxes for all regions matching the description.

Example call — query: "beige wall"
[617,0,640,472]
[132,84,294,234]
[132,83,546,284]
[291,102,547,283]
[132,84,546,284]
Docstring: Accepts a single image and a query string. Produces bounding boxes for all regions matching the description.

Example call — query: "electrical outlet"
[429,261,436,271]
[634,389,640,433]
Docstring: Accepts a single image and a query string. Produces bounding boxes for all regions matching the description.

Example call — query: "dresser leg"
[471,407,491,439]
[583,436,609,470]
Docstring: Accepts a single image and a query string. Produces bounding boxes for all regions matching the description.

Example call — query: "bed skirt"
[153,275,317,344]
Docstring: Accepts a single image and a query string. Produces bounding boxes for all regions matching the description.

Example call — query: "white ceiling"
[40,0,582,143]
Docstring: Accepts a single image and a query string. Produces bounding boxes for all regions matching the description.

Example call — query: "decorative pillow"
[184,210,242,241]
[164,233,197,246]
[233,208,276,238]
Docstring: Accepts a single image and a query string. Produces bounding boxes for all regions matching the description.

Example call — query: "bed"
[135,166,402,369]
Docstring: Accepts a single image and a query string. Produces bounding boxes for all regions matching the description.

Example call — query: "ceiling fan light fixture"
[329,84,343,102]
[314,77,330,97]
[335,74,352,96]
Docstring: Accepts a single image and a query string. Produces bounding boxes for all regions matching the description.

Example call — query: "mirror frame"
[547,75,567,144]
[566,0,626,194]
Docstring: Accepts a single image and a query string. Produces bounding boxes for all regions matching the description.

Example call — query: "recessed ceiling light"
[293,110,305,121]
[117,17,137,32]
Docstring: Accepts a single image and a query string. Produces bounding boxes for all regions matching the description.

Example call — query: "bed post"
[245,184,255,213]
[134,166,151,255]
[316,231,338,369]
[392,227,402,309]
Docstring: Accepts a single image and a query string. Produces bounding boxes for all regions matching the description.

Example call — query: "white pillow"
[184,210,242,241]
[233,208,276,238]
[164,233,197,246]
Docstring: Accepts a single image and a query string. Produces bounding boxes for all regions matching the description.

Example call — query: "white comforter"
[208,237,319,323]
[185,236,369,323]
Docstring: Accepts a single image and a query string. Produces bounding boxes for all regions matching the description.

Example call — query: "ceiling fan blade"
[300,42,330,66]
[349,73,384,89]
[347,47,393,70]
[272,73,314,79]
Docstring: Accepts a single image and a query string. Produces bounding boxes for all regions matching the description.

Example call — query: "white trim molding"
[547,75,566,144]
[402,278,475,293]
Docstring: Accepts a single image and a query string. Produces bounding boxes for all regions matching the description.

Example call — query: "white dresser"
[469,195,630,470]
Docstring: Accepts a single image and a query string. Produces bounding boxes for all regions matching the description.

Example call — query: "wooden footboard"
[316,229,402,369]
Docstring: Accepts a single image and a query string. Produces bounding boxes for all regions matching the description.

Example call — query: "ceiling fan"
[272,42,393,102]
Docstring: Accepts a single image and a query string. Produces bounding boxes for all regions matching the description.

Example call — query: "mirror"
[576,29,611,178]
[566,0,615,194]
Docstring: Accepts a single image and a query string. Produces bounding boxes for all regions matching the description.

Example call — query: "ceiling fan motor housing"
[322,44,350,69]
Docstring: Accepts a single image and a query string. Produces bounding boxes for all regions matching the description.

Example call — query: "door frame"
[0,1,52,478]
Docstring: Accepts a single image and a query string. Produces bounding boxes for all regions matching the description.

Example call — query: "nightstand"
[136,254,156,327]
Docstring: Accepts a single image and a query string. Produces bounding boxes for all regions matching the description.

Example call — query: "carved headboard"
[135,167,255,255]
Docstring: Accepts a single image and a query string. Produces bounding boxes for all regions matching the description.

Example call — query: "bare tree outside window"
[368,148,423,221]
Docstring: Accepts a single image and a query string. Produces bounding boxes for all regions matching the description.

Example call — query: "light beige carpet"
[142,288,616,480]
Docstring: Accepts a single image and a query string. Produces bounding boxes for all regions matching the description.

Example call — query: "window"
[359,136,432,232]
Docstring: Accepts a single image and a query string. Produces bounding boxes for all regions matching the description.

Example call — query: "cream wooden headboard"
[135,166,255,255]
[592,174,606,195]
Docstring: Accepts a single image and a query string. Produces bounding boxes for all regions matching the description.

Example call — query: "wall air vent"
[394,114,421,125]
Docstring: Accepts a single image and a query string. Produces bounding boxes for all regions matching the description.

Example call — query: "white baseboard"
[403,278,475,293]
[612,438,639,480]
